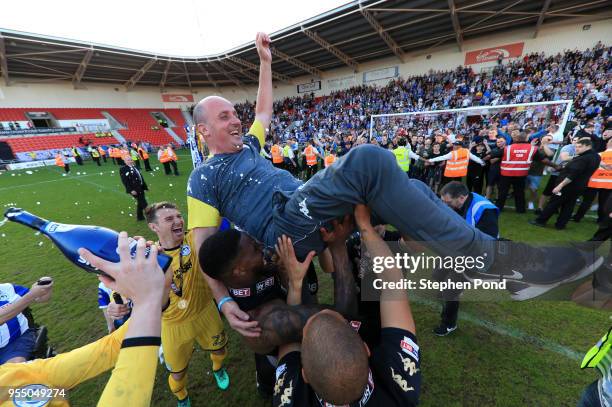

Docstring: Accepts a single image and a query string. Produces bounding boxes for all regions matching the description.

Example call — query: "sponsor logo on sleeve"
[400,336,420,361]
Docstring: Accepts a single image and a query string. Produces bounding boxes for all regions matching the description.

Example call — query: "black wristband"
[121,336,161,349]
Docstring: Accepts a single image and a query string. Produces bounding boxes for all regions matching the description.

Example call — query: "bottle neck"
[6,209,49,232]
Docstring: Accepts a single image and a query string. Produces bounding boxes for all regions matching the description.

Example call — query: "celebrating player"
[145,202,229,406]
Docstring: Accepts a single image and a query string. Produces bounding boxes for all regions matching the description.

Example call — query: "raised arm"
[354,205,416,334]
[254,32,273,130]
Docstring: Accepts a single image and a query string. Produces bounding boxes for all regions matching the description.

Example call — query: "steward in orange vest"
[303,141,320,179]
[55,153,70,173]
[271,143,283,167]
[575,139,612,223]
[587,148,612,190]
[444,147,470,178]
[324,152,336,168]
[166,145,179,176]
[138,145,152,172]
[428,142,483,181]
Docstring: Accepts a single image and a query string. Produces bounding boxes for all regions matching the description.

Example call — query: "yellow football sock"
[168,373,188,401]
[210,349,227,371]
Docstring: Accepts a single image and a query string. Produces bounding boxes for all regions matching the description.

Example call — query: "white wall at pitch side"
[0,18,609,109]
[0,82,195,109]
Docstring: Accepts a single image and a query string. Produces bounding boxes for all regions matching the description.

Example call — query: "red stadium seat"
[105,109,175,146]
[0,133,118,152]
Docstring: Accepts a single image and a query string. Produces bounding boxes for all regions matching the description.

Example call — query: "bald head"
[194,95,243,154]
[302,310,369,404]
[193,96,233,125]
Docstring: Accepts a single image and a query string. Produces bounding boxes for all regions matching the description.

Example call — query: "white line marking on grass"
[0,168,120,192]
[413,297,583,361]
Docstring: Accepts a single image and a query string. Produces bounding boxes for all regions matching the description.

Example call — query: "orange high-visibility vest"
[324,154,336,168]
[588,149,612,189]
[55,155,65,167]
[167,147,178,161]
[159,150,171,163]
[271,145,283,164]
[443,148,469,178]
[500,143,538,177]
[304,145,317,166]
[98,147,106,156]
[138,147,149,160]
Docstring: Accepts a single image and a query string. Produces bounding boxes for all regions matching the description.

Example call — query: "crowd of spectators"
[235,41,611,223]
[234,40,609,145]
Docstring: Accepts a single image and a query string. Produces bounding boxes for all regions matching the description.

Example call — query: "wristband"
[217,296,235,312]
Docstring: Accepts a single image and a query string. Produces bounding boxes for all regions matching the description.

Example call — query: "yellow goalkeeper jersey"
[162,230,214,324]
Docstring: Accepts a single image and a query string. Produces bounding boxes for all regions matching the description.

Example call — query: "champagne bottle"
[4,207,171,276]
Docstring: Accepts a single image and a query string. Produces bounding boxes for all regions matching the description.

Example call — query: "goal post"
[369,100,574,142]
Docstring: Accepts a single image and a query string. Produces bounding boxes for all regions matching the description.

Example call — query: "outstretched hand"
[275,235,315,286]
[255,32,272,63]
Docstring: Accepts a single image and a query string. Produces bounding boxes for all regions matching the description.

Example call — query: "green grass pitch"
[0,152,609,406]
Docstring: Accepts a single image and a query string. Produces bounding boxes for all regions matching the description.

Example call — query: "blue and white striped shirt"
[0,283,30,348]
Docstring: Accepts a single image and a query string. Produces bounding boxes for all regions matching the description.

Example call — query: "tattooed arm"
[320,216,358,317]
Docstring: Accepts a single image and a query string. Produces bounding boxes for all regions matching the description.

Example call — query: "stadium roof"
[0,0,609,90]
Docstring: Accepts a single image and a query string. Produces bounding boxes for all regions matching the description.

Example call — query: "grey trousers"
[271,144,496,261]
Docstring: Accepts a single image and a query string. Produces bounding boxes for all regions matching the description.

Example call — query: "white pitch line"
[413,297,583,361]
[0,168,120,192]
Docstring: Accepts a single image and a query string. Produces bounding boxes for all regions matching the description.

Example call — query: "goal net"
[369,100,574,143]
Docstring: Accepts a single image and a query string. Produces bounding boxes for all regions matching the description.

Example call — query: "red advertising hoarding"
[464,42,525,65]
[161,94,194,103]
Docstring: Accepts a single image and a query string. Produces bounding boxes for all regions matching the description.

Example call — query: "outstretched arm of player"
[80,234,164,407]
[193,226,261,338]
[354,205,416,334]
[254,32,273,131]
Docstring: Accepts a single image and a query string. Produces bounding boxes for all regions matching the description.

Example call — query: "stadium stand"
[0,134,115,153]
[235,41,610,140]
[0,108,105,122]
[102,109,175,146]
[0,41,607,160]
[46,109,105,120]
[0,109,31,122]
